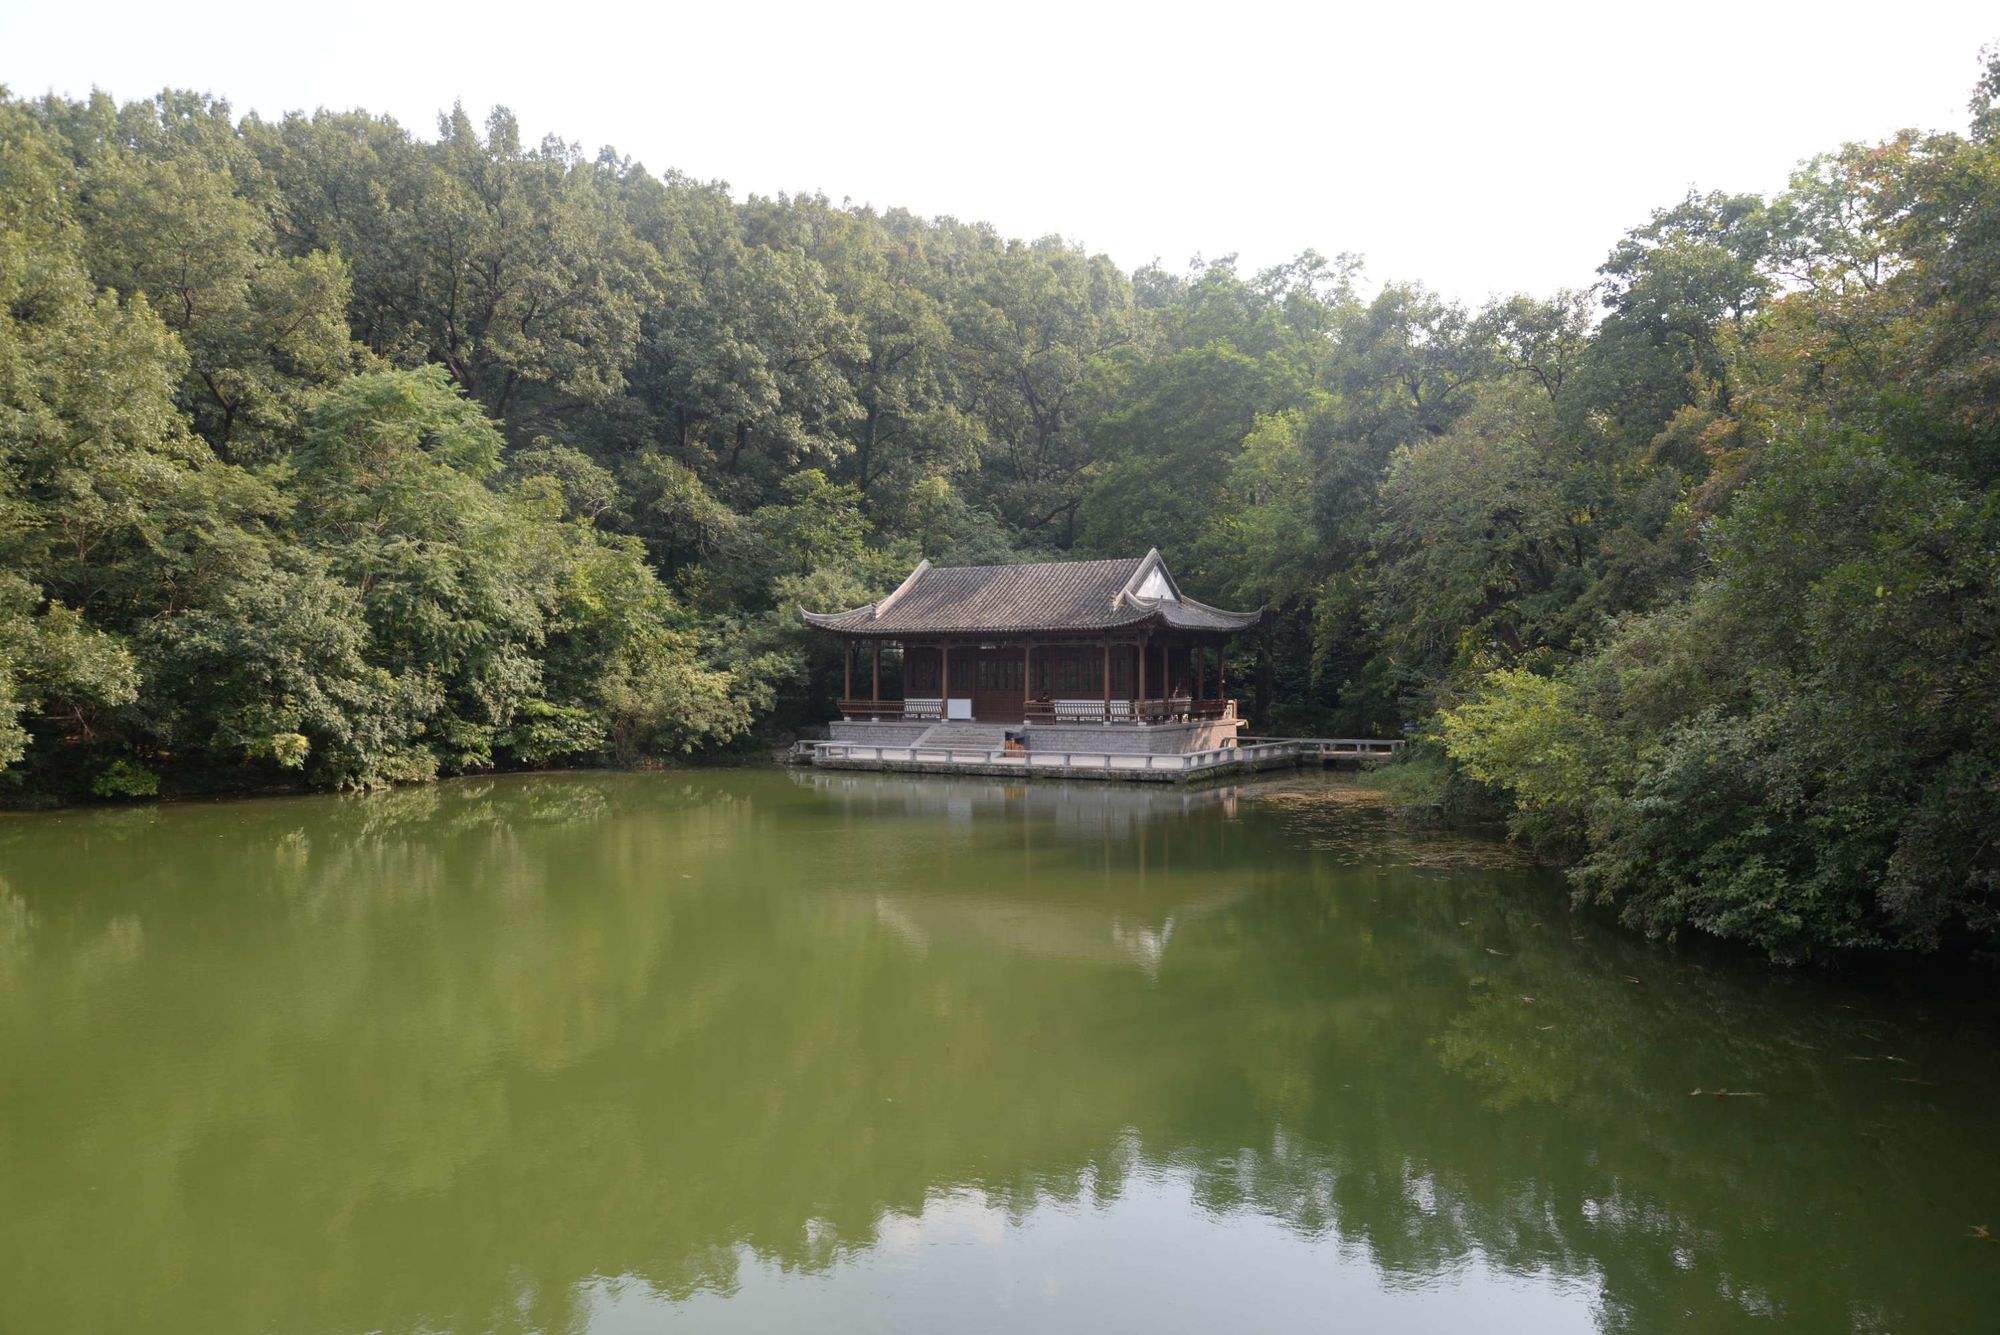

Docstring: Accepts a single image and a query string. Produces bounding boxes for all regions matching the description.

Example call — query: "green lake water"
[2,768,1997,1332]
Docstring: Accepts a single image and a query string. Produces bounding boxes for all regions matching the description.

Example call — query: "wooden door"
[970,651,1025,721]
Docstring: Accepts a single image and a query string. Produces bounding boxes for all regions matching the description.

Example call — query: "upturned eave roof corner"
[799,603,866,629]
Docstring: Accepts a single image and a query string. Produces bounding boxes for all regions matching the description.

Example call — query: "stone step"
[912,722,1015,752]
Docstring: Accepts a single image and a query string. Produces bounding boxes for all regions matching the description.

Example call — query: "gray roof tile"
[801,552,1261,637]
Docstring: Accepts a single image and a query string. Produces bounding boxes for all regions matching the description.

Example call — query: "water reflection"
[0,771,1995,1333]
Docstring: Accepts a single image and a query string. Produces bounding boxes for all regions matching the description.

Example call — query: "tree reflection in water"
[0,769,1995,1333]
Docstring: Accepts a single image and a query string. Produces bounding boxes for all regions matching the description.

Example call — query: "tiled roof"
[800,550,1262,637]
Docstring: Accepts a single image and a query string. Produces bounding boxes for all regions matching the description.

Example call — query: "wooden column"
[1196,644,1205,702]
[1023,641,1032,715]
[842,637,851,702]
[1101,637,1110,721]
[871,642,880,704]
[1137,636,1147,713]
[940,642,951,716]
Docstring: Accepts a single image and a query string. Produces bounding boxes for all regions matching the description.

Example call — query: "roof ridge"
[921,555,1145,574]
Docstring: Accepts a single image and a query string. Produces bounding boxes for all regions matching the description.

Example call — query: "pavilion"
[800,550,1261,755]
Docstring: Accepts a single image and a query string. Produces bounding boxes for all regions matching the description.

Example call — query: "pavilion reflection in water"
[791,768,1258,976]
[792,766,1242,831]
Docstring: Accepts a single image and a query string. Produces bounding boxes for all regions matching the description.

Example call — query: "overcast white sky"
[3,1,1993,300]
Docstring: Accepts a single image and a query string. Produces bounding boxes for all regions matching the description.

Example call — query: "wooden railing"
[840,698,1240,724]
[1023,698,1238,725]
[838,698,943,721]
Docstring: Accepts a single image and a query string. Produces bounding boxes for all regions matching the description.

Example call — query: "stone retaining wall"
[809,750,1300,785]
[827,720,936,745]
[1021,718,1240,755]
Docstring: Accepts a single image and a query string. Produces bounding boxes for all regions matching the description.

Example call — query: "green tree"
[79,129,354,459]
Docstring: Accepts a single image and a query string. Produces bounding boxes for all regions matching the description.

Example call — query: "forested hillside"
[2,55,1996,959]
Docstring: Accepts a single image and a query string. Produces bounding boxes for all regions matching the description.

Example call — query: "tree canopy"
[3,52,1998,961]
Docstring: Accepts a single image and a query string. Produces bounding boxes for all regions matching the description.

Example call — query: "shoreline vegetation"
[3,52,1997,964]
